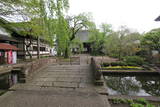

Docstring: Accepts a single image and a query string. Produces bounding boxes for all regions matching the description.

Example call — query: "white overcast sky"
[68,0,160,33]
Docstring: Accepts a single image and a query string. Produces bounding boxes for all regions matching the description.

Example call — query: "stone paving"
[0,55,110,107]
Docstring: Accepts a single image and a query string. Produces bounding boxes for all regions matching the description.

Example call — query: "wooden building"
[0,18,54,61]
[12,35,53,59]
[0,27,19,64]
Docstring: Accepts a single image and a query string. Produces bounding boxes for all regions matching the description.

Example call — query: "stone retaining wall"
[91,57,104,86]
[21,58,57,82]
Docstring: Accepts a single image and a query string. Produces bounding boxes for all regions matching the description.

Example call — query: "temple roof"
[155,16,160,21]
[0,43,19,50]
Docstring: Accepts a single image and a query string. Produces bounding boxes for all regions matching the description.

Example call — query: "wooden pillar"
[23,38,26,60]
[37,37,40,59]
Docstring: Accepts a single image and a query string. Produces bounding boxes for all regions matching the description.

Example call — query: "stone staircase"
[11,64,93,91]
[1,55,110,107]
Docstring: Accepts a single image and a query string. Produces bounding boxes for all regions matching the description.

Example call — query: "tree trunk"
[64,46,69,58]
[23,38,26,60]
[37,37,40,59]
[24,37,32,60]
[26,46,32,59]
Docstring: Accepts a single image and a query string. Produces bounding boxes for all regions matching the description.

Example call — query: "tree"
[55,13,94,58]
[89,29,106,55]
[141,28,160,53]
[88,23,113,55]
[100,23,112,36]
[70,39,84,54]
[67,13,94,41]
[122,32,141,56]
[0,0,69,59]
[105,26,142,59]
[56,16,70,57]
[116,26,131,59]
[105,32,120,57]
[0,0,25,20]
[141,28,160,63]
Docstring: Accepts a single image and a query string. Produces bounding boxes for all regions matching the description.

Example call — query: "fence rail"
[57,57,80,65]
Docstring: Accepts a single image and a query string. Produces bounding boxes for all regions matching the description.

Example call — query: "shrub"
[118,62,128,66]
[110,54,119,58]
[124,56,145,66]
[102,63,110,67]
[127,62,139,66]
[112,98,121,104]
[135,98,148,105]
[110,62,127,66]
[146,104,155,107]
[126,99,134,104]
[110,98,155,107]
[110,62,119,66]
[130,103,144,107]
[111,98,127,104]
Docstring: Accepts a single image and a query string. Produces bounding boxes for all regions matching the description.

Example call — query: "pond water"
[0,72,18,90]
[105,75,160,96]
[0,73,11,89]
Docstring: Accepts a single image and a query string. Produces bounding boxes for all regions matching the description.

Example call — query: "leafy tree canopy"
[0,0,69,46]
[141,28,160,52]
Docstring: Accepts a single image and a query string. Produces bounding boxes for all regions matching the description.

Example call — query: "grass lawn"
[0,90,7,96]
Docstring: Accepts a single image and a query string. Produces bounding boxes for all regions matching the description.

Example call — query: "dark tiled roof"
[0,34,18,42]
[0,43,19,50]
[155,16,160,21]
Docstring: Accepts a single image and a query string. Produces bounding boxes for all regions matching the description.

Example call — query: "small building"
[0,43,19,64]
[74,30,91,53]
[0,26,19,65]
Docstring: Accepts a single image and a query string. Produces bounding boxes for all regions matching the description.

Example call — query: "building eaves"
[155,16,160,21]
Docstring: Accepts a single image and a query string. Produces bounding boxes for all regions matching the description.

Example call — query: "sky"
[68,0,160,33]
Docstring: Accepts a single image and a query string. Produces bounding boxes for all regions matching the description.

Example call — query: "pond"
[0,71,19,90]
[105,74,160,96]
[0,73,11,89]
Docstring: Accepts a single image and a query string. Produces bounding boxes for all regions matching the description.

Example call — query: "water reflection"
[0,72,18,90]
[0,73,11,89]
[136,76,160,96]
[105,75,160,96]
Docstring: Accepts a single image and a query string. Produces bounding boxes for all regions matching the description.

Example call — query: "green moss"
[0,90,7,96]
[130,103,144,107]
[110,98,156,107]
[111,98,133,104]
